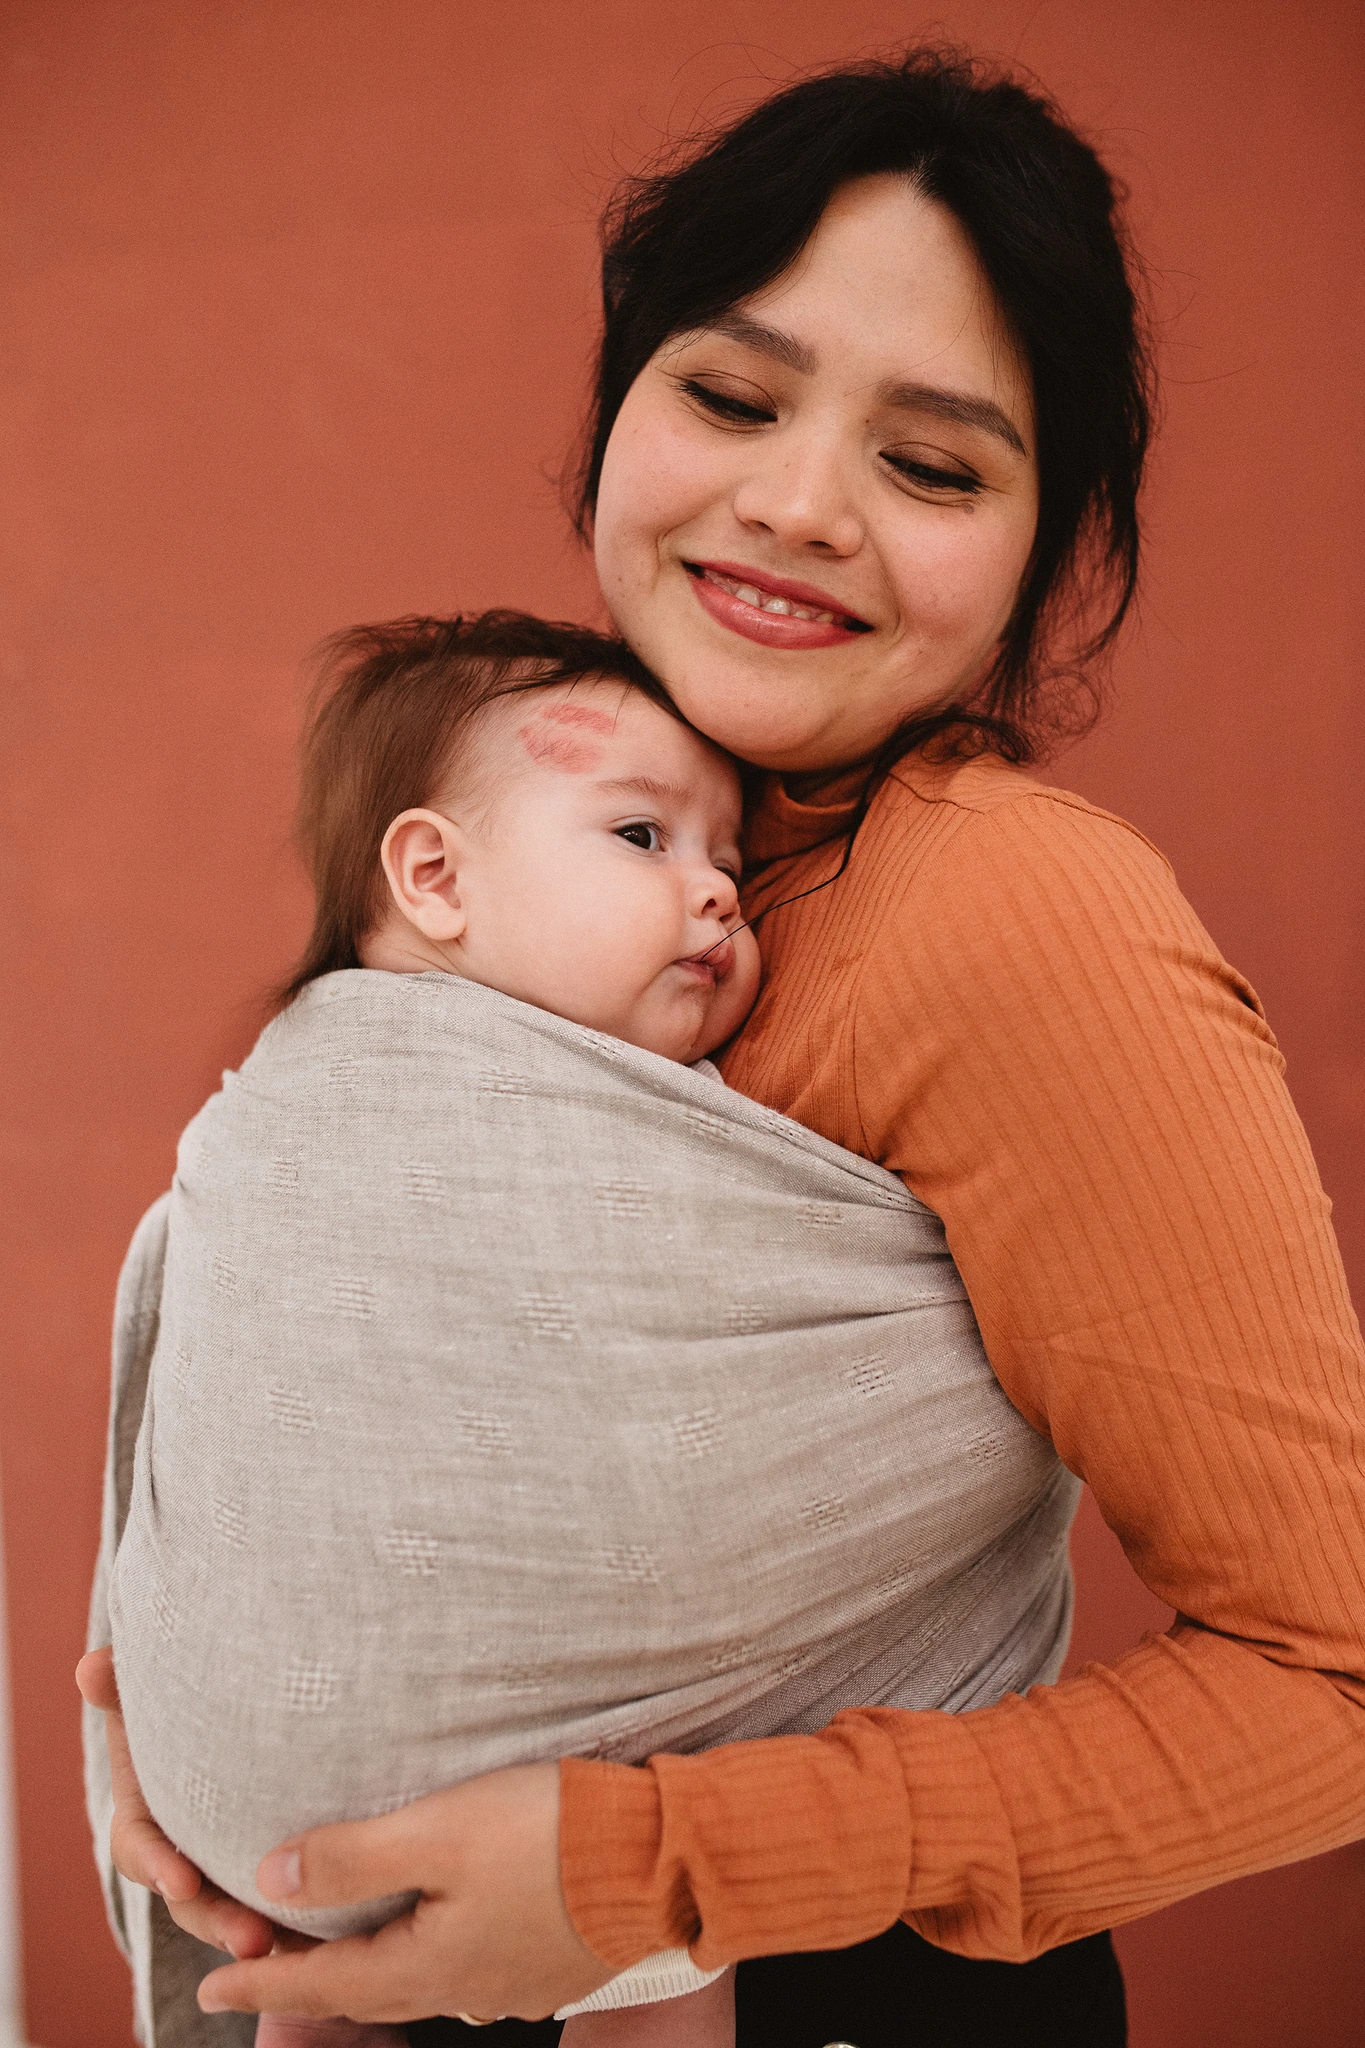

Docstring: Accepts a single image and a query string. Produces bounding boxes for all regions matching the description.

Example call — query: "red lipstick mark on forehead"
[541,703,615,733]
[517,699,615,773]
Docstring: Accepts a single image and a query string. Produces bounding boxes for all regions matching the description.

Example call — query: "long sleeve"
[559,776,1365,1969]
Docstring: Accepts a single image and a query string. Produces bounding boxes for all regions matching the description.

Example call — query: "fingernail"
[258,1847,303,1897]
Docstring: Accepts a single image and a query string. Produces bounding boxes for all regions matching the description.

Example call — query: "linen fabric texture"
[555,753,1365,1970]
[95,969,1078,2041]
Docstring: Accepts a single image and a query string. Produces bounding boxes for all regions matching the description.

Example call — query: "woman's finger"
[204,1764,612,2018]
[74,1647,120,1713]
[104,1714,276,1958]
[255,1807,438,1913]
[107,1716,275,1959]
[164,1877,280,1960]
[77,1646,277,1957]
[198,1919,439,2023]
[197,1899,579,2023]
[254,1760,558,1910]
[78,1648,204,1904]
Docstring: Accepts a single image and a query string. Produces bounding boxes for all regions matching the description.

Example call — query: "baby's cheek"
[709,931,763,1046]
[733,929,763,1012]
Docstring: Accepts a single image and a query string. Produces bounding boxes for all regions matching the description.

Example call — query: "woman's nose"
[730,429,863,555]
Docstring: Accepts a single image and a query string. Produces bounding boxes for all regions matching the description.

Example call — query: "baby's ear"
[379,808,469,944]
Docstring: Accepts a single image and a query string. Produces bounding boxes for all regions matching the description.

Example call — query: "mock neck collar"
[744,771,867,866]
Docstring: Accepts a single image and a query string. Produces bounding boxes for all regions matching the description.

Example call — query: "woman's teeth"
[702,568,841,625]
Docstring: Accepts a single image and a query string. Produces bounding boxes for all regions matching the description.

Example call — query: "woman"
[83,47,1365,2046]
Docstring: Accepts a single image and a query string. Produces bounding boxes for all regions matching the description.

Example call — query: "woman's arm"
[95,787,1365,2013]
[558,787,1365,1968]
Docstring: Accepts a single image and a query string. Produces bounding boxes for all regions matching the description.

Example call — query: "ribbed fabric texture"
[559,750,1365,1968]
[557,1948,726,2018]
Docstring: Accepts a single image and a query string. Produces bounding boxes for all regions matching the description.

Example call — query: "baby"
[107,607,1056,2047]
[351,613,760,1067]
[118,611,759,2048]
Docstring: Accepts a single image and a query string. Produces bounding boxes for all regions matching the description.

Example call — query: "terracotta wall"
[2,3,1361,2043]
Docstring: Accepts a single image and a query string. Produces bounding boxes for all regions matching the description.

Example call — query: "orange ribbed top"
[558,750,1365,1967]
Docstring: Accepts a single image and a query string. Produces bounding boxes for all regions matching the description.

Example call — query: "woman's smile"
[684,560,871,648]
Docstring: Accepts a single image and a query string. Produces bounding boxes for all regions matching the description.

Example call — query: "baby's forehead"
[498,678,740,810]
[511,684,627,774]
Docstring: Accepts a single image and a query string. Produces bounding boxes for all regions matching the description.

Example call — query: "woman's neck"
[779,760,877,806]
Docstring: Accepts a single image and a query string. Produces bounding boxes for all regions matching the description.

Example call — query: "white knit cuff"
[556,1950,727,2017]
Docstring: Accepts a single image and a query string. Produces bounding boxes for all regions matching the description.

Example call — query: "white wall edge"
[0,1466,33,2047]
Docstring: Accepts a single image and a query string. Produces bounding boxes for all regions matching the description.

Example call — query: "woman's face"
[594,174,1040,776]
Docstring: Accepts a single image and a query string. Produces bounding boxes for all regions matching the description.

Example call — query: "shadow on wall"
[0,1479,26,2048]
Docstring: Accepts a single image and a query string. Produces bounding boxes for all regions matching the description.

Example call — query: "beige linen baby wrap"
[90,968,1079,2044]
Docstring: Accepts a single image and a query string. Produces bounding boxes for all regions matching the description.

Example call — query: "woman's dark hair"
[276,610,667,1008]
[575,47,1153,763]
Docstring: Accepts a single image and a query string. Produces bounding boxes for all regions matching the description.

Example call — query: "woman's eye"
[677,377,775,426]
[882,453,984,496]
[615,821,662,852]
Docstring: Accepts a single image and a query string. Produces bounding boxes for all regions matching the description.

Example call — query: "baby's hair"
[276,609,678,1008]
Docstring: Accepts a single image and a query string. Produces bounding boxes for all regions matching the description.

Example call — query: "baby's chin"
[615,1015,712,1065]
[595,942,760,1064]
[693,993,758,1063]
[652,989,760,1066]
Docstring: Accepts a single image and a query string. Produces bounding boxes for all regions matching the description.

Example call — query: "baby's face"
[431,681,760,1062]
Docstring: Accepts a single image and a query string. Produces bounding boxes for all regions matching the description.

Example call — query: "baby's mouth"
[679,935,736,983]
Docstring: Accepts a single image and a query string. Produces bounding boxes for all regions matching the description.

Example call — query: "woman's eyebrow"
[880,381,1028,457]
[708,313,817,374]
[701,314,1028,457]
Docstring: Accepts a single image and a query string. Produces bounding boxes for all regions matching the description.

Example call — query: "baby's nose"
[696,866,740,918]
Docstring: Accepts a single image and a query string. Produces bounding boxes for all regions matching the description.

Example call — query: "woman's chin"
[681,719,854,777]
[646,685,832,771]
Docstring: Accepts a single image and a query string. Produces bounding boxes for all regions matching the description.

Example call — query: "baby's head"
[283,611,761,1063]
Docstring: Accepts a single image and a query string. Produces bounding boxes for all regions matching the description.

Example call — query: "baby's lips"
[694,935,736,978]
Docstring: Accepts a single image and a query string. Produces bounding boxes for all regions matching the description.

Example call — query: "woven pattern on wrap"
[109,970,1078,1942]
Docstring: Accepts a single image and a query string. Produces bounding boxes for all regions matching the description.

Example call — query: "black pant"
[407,1921,1126,2048]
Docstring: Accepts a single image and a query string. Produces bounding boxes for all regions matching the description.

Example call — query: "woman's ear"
[379,809,470,944]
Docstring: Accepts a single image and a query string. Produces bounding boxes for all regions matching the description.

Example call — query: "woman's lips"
[684,562,870,651]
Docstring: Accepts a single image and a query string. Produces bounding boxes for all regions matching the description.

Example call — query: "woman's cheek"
[596,389,726,592]
[882,514,1029,655]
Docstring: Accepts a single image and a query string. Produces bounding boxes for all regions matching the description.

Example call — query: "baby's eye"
[615,821,662,853]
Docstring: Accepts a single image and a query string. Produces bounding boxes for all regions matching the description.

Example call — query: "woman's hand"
[77,1646,612,2019]
[189,1763,613,2023]
[75,1647,277,1960]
